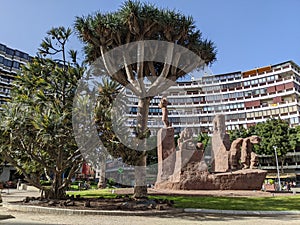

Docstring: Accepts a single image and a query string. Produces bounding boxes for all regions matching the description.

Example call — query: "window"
[130,107,137,113]
[290,117,299,124]
[260,88,267,95]
[267,76,275,81]
[289,106,295,112]
[12,61,20,69]
[0,44,6,52]
[3,59,12,67]
[254,89,260,95]
[244,81,250,86]
[259,78,266,83]
[251,79,258,85]
[5,48,14,56]
[244,91,252,97]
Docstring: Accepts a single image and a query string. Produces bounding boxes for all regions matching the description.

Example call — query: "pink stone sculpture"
[211,114,231,172]
[159,97,170,128]
[241,136,261,169]
[229,138,244,170]
[155,113,267,191]
[156,127,176,182]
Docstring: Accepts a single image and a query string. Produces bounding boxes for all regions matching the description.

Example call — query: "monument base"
[156,127,176,183]
[155,169,267,190]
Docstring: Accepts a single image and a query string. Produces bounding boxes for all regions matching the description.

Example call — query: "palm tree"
[75,0,216,197]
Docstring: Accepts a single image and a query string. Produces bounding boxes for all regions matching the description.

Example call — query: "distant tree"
[75,0,216,197]
[0,27,84,199]
[196,132,210,150]
[228,126,252,143]
[251,118,292,171]
[288,125,300,152]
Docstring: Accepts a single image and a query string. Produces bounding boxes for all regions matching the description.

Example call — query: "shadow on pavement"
[143,212,300,222]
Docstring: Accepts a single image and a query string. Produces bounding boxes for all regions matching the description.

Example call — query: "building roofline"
[201,60,300,79]
[270,60,297,68]
[0,42,31,57]
[203,70,241,78]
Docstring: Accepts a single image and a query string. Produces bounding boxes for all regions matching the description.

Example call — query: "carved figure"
[250,152,259,169]
[211,114,231,172]
[177,128,195,151]
[241,136,261,169]
[159,97,170,127]
[213,114,226,135]
[229,138,244,170]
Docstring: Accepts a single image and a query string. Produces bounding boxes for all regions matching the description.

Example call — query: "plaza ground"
[1,188,300,224]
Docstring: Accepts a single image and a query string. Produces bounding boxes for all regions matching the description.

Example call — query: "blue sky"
[0,0,299,74]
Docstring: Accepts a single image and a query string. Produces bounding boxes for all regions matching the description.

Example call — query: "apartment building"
[2,42,299,133]
[125,60,300,136]
[0,43,31,109]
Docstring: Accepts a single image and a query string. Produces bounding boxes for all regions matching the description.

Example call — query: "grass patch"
[67,188,117,199]
[149,195,300,211]
[67,189,300,211]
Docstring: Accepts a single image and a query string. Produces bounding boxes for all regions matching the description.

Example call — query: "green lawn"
[67,189,300,211]
[149,195,300,211]
[68,189,118,198]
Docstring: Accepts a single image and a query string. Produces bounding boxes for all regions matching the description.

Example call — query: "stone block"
[156,127,176,183]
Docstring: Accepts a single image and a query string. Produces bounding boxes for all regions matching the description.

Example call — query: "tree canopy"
[0,27,84,199]
[250,118,292,157]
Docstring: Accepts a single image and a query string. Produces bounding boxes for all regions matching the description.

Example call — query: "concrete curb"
[3,202,300,216]
[3,202,183,216]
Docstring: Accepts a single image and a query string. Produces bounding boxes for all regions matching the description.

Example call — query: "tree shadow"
[143,212,300,222]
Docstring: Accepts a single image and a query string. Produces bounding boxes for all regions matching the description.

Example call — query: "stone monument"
[159,97,170,128]
[229,138,244,170]
[172,128,206,182]
[156,98,176,183]
[211,114,231,172]
[241,136,261,169]
[155,113,267,190]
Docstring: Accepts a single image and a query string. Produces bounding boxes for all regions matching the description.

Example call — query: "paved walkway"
[1,189,300,225]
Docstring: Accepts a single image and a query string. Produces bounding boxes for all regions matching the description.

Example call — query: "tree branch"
[137,41,146,96]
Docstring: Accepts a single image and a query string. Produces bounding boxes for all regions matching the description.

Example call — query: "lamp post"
[274,146,281,191]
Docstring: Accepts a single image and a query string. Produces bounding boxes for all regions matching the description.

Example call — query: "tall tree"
[251,118,292,171]
[288,125,300,152]
[0,27,84,199]
[75,0,216,197]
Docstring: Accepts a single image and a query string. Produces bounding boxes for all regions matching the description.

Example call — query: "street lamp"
[274,146,281,191]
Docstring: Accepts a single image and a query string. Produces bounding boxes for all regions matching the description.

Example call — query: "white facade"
[126,61,300,136]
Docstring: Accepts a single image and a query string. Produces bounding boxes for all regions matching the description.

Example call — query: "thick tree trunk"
[133,153,147,198]
[133,97,151,198]
[45,172,66,199]
[44,187,66,199]
[97,157,107,189]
